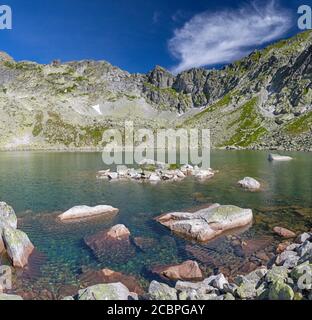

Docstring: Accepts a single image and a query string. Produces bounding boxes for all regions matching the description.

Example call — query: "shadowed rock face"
[157,204,253,242]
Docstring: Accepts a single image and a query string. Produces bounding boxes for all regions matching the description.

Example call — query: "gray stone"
[149,281,178,300]
[276,251,299,268]
[268,154,293,161]
[238,177,261,190]
[296,233,311,244]
[2,227,34,268]
[175,280,216,293]
[224,293,235,300]
[0,202,17,229]
[298,241,312,258]
[266,266,289,283]
[212,273,229,290]
[78,283,133,300]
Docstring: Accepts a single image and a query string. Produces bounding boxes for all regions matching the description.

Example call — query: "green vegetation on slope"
[284,111,312,134]
[222,97,268,147]
[184,92,234,126]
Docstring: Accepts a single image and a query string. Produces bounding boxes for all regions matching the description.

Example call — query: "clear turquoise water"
[0,151,311,298]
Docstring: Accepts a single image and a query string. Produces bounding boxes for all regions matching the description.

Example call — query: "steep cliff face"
[0,30,311,150]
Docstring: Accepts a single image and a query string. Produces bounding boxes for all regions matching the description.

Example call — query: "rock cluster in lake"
[97,162,216,183]
[0,202,34,268]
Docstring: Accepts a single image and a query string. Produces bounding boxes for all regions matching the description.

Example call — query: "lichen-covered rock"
[0,202,17,229]
[157,204,253,242]
[268,280,294,300]
[78,283,134,300]
[148,281,178,300]
[2,227,34,268]
[79,268,144,295]
[266,266,289,283]
[59,205,119,221]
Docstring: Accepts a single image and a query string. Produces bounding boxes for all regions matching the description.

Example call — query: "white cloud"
[169,1,293,73]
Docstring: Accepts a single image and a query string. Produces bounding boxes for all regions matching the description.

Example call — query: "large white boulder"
[157,204,253,242]
[268,154,293,161]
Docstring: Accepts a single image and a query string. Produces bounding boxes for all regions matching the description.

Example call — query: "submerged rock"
[106,224,130,239]
[2,227,35,268]
[78,282,135,300]
[151,260,203,281]
[238,177,261,191]
[157,204,253,242]
[84,224,135,263]
[59,205,119,221]
[273,227,296,239]
[268,154,293,161]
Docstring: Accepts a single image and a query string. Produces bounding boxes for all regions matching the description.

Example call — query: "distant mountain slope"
[0,30,311,150]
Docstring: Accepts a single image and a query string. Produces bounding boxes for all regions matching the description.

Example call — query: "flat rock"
[268,154,293,161]
[157,204,253,242]
[151,260,203,281]
[59,205,119,221]
[273,227,296,239]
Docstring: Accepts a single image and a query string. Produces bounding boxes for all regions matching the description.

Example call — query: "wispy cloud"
[169,1,293,73]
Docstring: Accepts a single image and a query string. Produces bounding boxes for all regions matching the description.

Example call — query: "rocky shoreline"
[1,199,312,300]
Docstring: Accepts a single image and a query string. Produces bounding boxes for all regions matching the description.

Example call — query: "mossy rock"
[268,280,294,300]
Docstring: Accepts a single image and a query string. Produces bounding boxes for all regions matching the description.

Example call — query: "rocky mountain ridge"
[0,30,311,150]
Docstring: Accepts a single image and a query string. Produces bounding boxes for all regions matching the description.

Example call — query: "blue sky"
[0,0,310,73]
